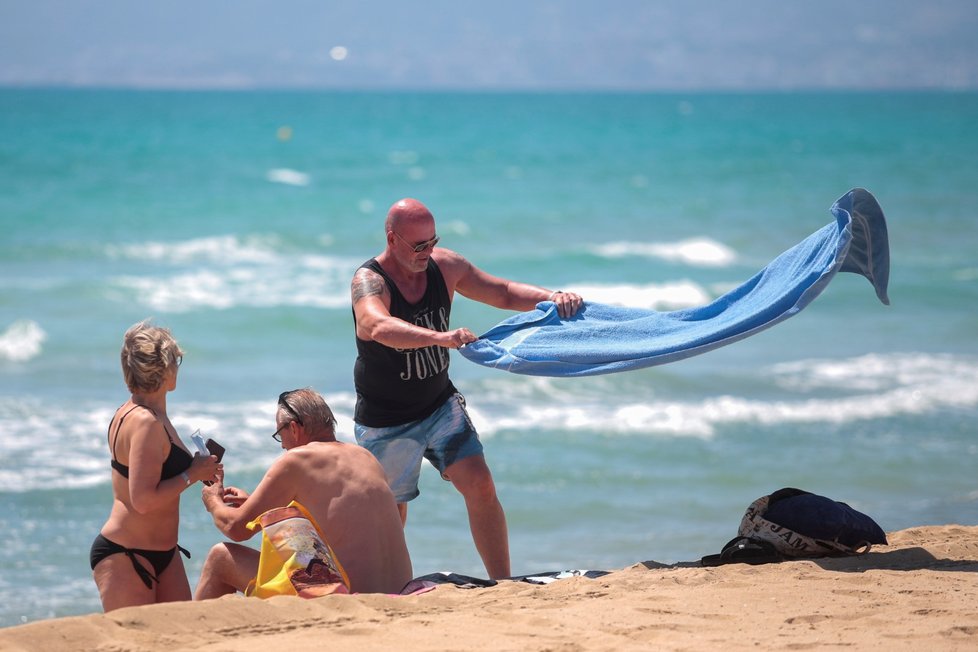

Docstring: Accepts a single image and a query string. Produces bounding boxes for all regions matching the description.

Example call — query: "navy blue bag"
[761,488,888,549]
[702,488,887,566]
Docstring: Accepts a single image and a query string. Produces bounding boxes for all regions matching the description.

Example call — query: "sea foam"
[107,235,358,312]
[1,353,976,491]
[566,281,713,310]
[266,168,311,186]
[592,237,736,267]
[107,234,282,265]
[0,320,46,362]
[464,352,978,439]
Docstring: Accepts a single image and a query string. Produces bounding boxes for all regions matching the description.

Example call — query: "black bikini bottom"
[90,533,190,589]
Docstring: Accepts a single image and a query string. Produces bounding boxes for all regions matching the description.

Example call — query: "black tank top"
[353,257,457,427]
[109,404,193,481]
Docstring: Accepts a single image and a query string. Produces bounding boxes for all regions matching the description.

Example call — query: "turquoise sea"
[1,89,976,626]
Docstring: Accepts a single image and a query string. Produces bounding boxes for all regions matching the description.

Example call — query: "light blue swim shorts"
[354,393,483,503]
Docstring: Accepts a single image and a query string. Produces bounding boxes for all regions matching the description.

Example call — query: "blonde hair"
[120,320,183,393]
[277,388,337,440]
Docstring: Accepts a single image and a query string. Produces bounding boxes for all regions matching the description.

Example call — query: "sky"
[1,0,976,90]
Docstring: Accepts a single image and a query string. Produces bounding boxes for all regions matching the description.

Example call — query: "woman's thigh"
[155,550,192,603]
[93,553,157,612]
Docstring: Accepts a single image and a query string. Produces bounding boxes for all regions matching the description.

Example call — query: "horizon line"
[2,83,975,94]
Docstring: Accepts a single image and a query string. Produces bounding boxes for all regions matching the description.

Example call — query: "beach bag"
[703,488,887,566]
[244,500,351,598]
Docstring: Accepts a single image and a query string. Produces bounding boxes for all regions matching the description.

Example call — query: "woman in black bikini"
[90,321,221,611]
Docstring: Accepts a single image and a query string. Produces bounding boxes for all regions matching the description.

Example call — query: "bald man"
[350,198,582,579]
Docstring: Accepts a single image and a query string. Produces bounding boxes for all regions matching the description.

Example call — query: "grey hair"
[277,388,337,440]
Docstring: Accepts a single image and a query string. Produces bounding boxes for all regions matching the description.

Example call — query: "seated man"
[195,388,414,598]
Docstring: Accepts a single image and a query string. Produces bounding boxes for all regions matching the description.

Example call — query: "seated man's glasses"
[272,390,304,442]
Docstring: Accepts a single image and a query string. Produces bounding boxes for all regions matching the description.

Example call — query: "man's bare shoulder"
[298,440,365,460]
[310,441,375,462]
[431,247,477,287]
[431,246,469,267]
[311,441,388,476]
[260,444,334,489]
[276,443,382,490]
[264,447,303,476]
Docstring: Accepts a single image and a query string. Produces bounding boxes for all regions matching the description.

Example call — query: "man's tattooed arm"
[351,268,387,304]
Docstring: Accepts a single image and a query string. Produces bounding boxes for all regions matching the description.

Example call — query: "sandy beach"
[2,524,975,651]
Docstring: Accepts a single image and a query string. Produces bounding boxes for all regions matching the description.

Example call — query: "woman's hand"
[190,452,222,485]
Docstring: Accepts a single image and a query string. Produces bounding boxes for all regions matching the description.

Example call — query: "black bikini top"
[109,404,193,481]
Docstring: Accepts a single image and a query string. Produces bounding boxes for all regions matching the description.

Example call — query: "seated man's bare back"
[196,389,412,598]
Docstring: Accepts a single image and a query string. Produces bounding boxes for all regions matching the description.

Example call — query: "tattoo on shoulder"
[352,270,386,304]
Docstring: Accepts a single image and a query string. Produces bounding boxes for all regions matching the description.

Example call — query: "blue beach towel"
[459,188,890,377]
